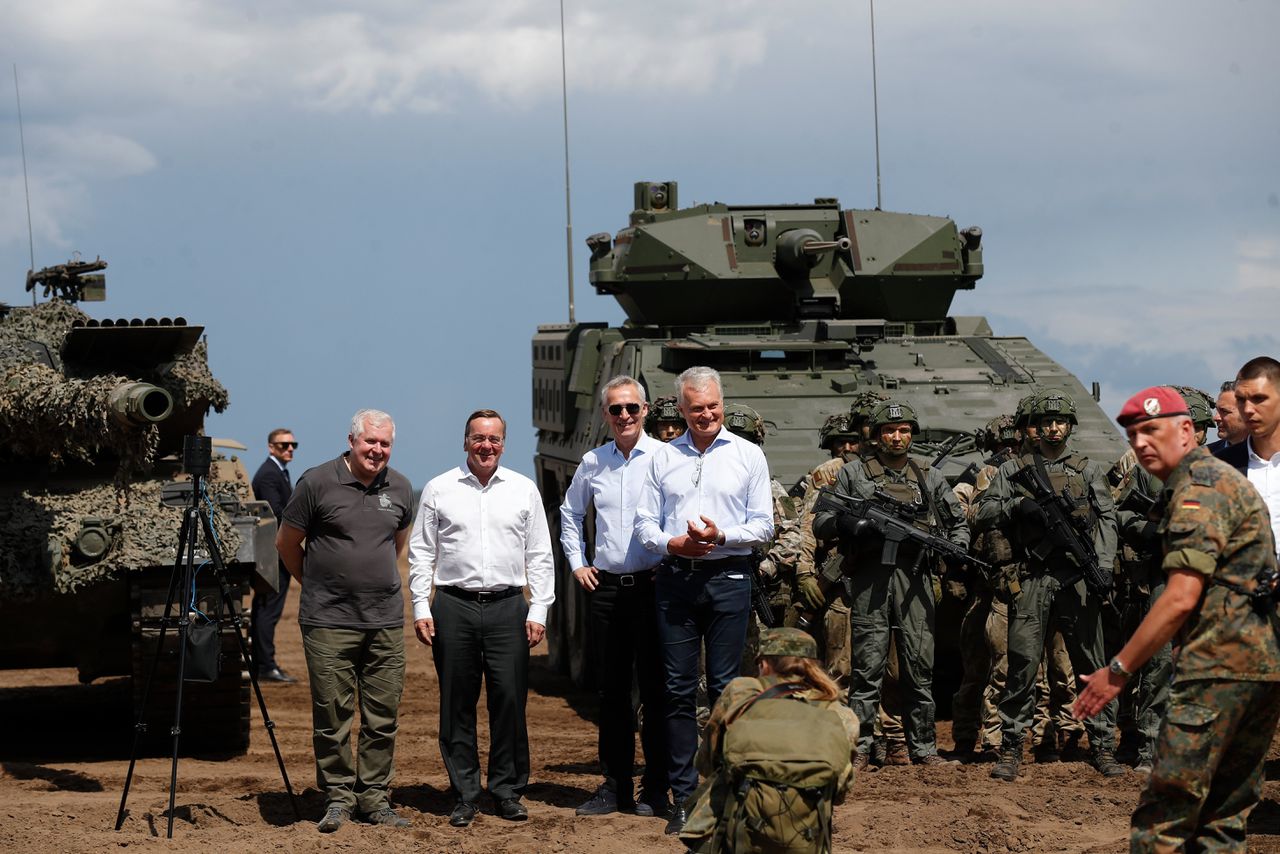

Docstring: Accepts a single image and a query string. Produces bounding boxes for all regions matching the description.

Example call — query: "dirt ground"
[5,581,1280,854]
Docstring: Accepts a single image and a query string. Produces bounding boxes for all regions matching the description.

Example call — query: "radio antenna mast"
[13,64,36,305]
[869,0,883,210]
[558,0,576,324]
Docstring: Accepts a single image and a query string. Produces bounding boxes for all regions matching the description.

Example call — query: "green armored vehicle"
[0,258,278,752]
[533,181,1126,685]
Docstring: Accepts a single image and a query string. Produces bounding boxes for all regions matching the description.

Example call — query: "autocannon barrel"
[107,382,175,426]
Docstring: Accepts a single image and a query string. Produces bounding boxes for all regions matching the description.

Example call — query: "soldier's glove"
[794,573,825,612]
[1015,497,1046,526]
[837,513,874,543]
[944,578,969,601]
[1130,519,1159,545]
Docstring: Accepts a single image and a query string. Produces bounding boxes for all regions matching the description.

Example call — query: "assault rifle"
[816,488,988,573]
[748,550,777,628]
[1008,463,1112,595]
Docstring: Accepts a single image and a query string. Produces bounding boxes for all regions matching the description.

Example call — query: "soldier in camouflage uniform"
[723,403,801,676]
[1076,385,1280,853]
[646,395,686,442]
[976,391,1121,781]
[949,414,1020,760]
[813,400,969,767]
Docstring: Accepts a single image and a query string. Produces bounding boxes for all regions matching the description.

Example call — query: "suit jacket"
[252,457,293,521]
[1212,438,1248,475]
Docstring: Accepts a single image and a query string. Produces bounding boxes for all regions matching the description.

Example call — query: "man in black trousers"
[408,409,556,827]
[252,427,298,683]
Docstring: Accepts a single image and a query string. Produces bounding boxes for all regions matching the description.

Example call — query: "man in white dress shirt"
[634,366,774,834]
[561,375,669,819]
[408,409,555,828]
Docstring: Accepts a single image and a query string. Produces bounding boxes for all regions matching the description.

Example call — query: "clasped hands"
[667,515,723,558]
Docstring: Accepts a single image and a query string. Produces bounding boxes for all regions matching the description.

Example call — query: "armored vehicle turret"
[533,181,1125,686]
[0,259,277,753]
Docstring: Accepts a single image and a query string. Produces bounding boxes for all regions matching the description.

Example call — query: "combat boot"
[871,735,888,767]
[1091,748,1127,778]
[990,746,1021,782]
[1059,730,1087,762]
[885,741,910,766]
[853,752,870,772]
[1033,732,1060,764]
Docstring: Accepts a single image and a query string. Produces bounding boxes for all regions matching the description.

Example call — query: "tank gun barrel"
[107,382,174,426]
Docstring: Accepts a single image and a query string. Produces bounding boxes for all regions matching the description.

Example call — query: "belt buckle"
[618,574,636,588]
[476,589,501,603]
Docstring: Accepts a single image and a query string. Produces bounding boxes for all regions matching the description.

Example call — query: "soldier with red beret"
[1075,386,1280,853]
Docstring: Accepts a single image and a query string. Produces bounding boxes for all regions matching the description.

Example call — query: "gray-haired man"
[277,409,415,833]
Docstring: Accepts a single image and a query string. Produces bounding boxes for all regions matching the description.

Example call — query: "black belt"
[597,570,656,587]
[438,585,522,603]
[665,556,752,572]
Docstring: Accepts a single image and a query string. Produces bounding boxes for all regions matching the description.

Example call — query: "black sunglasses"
[272,441,299,449]
[607,403,642,417]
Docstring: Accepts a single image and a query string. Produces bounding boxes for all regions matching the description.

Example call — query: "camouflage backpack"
[684,682,852,853]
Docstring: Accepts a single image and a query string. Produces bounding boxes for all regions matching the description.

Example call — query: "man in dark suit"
[252,427,298,683]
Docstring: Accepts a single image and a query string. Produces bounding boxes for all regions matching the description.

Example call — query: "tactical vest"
[861,454,937,532]
[1019,452,1094,526]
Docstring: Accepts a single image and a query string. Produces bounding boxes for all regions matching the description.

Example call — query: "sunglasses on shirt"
[607,403,643,417]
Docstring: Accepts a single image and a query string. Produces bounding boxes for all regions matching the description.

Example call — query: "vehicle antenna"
[869,0,883,210]
[558,0,576,324]
[13,64,36,305]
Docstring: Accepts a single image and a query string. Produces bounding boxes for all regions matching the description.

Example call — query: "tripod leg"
[115,503,195,832]
[199,509,302,821]
[165,504,200,839]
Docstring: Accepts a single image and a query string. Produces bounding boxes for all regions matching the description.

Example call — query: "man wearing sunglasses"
[561,376,670,820]
[635,366,774,835]
[251,428,298,683]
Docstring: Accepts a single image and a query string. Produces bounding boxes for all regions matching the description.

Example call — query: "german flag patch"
[1179,499,1201,511]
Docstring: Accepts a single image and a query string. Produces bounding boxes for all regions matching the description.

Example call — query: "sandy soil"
[5,580,1280,854]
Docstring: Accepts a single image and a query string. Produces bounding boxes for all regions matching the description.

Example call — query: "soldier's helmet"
[818,412,859,450]
[724,403,766,445]
[867,400,920,435]
[1013,393,1040,429]
[757,627,818,660]
[1172,385,1215,429]
[1031,391,1078,425]
[982,414,1019,451]
[848,390,888,431]
[646,395,682,426]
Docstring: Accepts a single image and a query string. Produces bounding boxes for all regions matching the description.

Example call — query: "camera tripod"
[115,436,299,837]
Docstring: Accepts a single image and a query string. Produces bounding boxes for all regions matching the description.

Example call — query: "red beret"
[1116,386,1191,427]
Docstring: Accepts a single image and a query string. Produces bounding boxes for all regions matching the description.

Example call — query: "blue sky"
[2,1,1277,484]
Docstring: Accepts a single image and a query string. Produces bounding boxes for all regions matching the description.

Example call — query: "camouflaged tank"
[533,181,1126,687]
[0,259,277,753]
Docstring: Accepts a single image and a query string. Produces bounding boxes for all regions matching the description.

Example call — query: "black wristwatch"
[1108,657,1133,679]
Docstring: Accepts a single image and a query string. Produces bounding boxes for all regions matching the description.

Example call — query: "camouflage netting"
[0,478,247,598]
[160,338,230,414]
[0,299,86,362]
[0,363,160,469]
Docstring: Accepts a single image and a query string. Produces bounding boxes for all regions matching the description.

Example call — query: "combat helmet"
[1171,385,1215,430]
[867,400,920,435]
[848,390,888,432]
[646,396,681,425]
[818,412,859,450]
[1030,390,1078,425]
[724,403,766,444]
[757,627,818,660]
[981,414,1019,452]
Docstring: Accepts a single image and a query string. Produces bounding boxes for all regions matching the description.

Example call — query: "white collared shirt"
[635,427,774,559]
[408,464,555,625]
[560,433,663,574]
[1246,437,1280,558]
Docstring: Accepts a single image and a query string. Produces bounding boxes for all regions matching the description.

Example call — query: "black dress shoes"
[449,800,479,827]
[497,797,528,821]
[258,666,296,684]
[664,806,689,835]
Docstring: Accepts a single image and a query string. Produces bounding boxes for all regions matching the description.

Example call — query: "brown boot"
[853,751,870,772]
[885,741,910,766]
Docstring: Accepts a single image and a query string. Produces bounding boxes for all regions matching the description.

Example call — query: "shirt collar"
[335,453,388,489]
[672,426,732,455]
[1246,437,1280,465]
[460,463,506,486]
[610,432,660,460]
[271,456,288,472]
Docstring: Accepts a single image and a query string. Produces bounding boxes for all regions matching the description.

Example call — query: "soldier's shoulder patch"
[1179,498,1202,511]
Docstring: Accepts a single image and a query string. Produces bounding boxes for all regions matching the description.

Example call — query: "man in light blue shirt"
[634,366,773,834]
[560,375,670,821]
